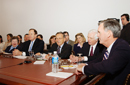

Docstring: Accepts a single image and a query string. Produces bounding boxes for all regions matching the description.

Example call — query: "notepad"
[33,61,45,64]
[46,72,73,78]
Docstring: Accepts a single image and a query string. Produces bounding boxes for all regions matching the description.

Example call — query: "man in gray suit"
[63,31,74,50]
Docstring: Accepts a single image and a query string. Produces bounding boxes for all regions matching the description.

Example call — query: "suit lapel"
[108,39,119,57]
[86,43,90,56]
[93,42,99,55]
[32,39,38,50]
[61,43,66,53]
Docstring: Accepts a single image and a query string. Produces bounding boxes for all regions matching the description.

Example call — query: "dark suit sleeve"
[5,46,11,53]
[87,54,101,62]
[48,43,57,53]
[58,44,72,59]
[84,43,130,76]
[33,40,44,54]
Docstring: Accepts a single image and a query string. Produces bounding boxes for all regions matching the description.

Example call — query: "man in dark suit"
[13,29,44,56]
[70,29,104,62]
[46,32,72,59]
[119,14,130,45]
[75,19,130,85]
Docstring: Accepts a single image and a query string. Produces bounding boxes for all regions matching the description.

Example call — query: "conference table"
[0,54,87,85]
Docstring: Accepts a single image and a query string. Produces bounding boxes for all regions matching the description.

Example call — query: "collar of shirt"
[107,40,116,55]
[9,45,18,51]
[31,39,36,44]
[58,43,64,53]
[66,40,69,44]
[77,43,82,48]
[89,42,98,56]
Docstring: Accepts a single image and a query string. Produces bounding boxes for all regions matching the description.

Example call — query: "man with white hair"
[70,29,104,62]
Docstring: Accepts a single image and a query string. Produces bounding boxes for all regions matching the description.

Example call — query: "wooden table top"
[0,56,25,69]
[0,55,87,85]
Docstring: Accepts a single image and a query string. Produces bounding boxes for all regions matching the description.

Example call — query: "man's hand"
[75,63,86,75]
[69,55,78,62]
[44,54,49,60]
[35,52,41,56]
[13,49,22,56]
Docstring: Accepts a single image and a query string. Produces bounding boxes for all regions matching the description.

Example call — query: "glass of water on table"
[77,53,82,65]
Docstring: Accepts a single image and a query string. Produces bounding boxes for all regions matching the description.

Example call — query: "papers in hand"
[46,72,73,78]
[13,56,27,59]
[33,61,45,64]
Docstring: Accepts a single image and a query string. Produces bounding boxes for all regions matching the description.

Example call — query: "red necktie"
[90,46,93,56]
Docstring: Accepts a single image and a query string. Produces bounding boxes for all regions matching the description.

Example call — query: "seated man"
[13,29,44,56]
[63,31,74,50]
[70,29,104,62]
[24,33,29,42]
[46,32,72,59]
[76,19,130,85]
[5,36,21,53]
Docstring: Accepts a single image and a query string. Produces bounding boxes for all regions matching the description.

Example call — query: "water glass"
[29,50,34,57]
[77,53,82,65]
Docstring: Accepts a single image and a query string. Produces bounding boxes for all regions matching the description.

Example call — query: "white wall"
[0,0,130,43]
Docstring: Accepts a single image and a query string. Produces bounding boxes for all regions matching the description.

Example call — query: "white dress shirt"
[58,43,64,53]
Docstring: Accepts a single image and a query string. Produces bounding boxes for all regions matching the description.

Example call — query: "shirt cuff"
[82,63,88,74]
[83,56,88,61]
[82,66,85,74]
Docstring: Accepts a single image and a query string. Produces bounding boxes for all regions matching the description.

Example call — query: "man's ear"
[107,30,112,38]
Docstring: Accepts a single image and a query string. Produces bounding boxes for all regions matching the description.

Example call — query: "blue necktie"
[103,50,109,60]
[57,46,61,54]
[29,41,33,51]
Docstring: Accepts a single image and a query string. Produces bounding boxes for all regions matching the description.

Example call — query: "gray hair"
[88,29,98,40]
[100,19,121,38]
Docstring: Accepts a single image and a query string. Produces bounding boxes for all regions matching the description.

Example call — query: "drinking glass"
[29,50,34,57]
[77,53,82,65]
[48,52,52,64]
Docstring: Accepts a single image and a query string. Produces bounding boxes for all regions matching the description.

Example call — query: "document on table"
[33,61,45,64]
[13,56,27,59]
[46,72,73,78]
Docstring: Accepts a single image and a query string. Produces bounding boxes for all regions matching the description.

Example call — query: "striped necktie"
[103,50,109,60]
[57,46,61,54]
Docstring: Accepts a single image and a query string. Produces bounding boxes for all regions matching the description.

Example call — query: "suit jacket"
[74,42,104,62]
[21,38,44,56]
[48,42,72,59]
[68,40,74,50]
[5,45,21,53]
[84,39,130,85]
[119,23,130,45]
[81,42,104,62]
[73,42,87,56]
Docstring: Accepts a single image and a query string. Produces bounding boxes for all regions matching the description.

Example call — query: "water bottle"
[52,51,59,73]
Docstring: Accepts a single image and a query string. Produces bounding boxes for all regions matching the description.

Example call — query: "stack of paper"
[33,61,45,64]
[46,72,73,78]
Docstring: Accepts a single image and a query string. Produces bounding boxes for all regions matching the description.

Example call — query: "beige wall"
[0,0,130,43]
